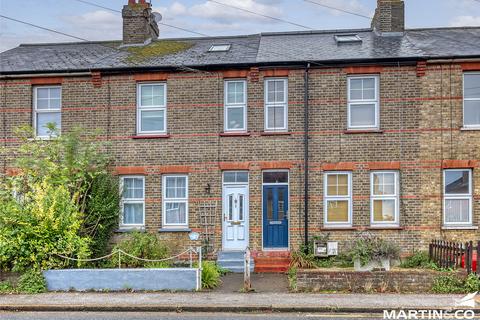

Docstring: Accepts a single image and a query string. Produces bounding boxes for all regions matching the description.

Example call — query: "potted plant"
[347,234,400,271]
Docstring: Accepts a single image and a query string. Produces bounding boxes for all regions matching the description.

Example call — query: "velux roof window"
[208,44,231,52]
[334,34,362,44]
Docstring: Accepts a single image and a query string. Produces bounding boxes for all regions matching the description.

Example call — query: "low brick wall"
[296,268,467,293]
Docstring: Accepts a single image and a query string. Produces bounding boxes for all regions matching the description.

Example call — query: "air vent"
[334,34,362,44]
[208,44,231,52]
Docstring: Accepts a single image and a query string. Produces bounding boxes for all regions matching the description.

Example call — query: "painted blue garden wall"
[44,268,200,291]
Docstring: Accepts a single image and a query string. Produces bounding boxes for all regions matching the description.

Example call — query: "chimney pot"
[372,0,405,35]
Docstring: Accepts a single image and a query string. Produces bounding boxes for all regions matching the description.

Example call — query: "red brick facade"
[1,61,479,255]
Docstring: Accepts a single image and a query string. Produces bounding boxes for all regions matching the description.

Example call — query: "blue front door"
[263,185,289,248]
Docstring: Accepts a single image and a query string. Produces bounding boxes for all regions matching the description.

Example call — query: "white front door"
[223,185,249,251]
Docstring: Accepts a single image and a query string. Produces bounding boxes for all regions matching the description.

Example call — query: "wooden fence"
[429,240,479,274]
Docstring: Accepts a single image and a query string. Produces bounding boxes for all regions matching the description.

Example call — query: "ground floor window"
[120,176,145,227]
[371,171,399,226]
[163,175,189,228]
[324,172,352,227]
[444,169,472,226]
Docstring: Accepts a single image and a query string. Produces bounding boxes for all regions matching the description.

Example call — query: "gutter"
[426,57,480,64]
[304,63,310,252]
[0,72,91,79]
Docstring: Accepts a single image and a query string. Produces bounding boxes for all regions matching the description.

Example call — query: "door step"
[217,251,255,273]
[254,252,291,273]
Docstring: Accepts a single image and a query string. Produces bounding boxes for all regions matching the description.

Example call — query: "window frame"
[33,86,62,139]
[262,169,289,185]
[162,175,189,228]
[463,72,480,129]
[119,176,145,228]
[224,79,247,132]
[208,44,231,52]
[223,171,249,185]
[136,82,167,135]
[370,171,400,227]
[347,75,380,130]
[323,171,353,228]
[443,169,473,226]
[264,78,288,132]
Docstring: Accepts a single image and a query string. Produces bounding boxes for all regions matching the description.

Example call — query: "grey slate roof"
[1,27,480,74]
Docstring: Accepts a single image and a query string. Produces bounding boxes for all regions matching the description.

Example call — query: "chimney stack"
[371,0,405,35]
[122,0,159,46]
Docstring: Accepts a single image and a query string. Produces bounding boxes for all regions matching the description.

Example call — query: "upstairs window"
[120,176,145,227]
[347,76,379,130]
[444,169,472,226]
[265,78,288,131]
[137,83,166,135]
[464,73,480,128]
[224,80,247,132]
[163,175,189,228]
[371,171,399,226]
[34,86,61,138]
[324,172,352,227]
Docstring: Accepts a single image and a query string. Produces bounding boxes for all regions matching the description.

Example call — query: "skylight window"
[208,44,231,52]
[334,34,362,44]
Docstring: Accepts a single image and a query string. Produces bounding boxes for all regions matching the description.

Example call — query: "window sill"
[260,131,292,136]
[441,226,478,230]
[321,226,357,231]
[115,227,146,233]
[158,228,192,233]
[132,134,170,139]
[344,130,383,134]
[368,226,403,230]
[460,127,480,131]
[220,132,251,137]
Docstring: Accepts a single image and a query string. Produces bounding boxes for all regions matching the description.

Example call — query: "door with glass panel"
[262,171,289,249]
[223,185,249,251]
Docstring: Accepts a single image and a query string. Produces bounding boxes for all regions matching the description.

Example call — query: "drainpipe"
[304,63,310,253]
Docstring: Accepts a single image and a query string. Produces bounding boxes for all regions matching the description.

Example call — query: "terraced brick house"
[1,0,480,272]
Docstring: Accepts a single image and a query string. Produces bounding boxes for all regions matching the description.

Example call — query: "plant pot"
[354,258,390,271]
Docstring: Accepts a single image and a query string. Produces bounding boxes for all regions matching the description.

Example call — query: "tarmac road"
[0,312,385,320]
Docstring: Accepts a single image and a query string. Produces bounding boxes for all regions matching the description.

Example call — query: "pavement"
[215,273,289,293]
[0,292,472,314]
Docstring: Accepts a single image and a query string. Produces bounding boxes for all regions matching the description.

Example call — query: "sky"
[0,0,479,52]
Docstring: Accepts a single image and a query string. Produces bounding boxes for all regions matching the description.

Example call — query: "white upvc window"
[265,78,288,131]
[33,86,61,138]
[137,83,167,135]
[163,175,189,228]
[224,80,247,132]
[347,75,379,130]
[223,171,249,184]
[443,169,473,226]
[324,172,352,227]
[120,176,145,228]
[370,171,400,226]
[463,73,480,129]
